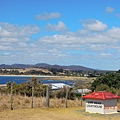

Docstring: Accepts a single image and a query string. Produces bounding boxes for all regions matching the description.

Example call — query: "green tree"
[91,71,120,92]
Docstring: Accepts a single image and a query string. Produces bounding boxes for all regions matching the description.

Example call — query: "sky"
[0,0,120,70]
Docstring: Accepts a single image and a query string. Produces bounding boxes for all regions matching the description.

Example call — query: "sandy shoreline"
[0,75,95,80]
[0,74,62,78]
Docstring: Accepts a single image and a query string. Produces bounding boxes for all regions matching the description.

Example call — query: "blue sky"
[0,0,120,70]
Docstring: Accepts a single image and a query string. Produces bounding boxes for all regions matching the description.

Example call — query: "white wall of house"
[86,99,104,114]
[85,99,118,114]
[75,89,91,94]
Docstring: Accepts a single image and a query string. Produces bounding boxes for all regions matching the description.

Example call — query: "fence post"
[46,85,49,107]
[31,84,34,108]
[80,89,83,107]
[10,82,13,110]
[66,86,68,108]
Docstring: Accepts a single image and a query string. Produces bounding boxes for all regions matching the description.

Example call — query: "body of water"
[0,76,75,87]
[0,76,32,84]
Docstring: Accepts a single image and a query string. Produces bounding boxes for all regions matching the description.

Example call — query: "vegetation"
[0,77,83,110]
[91,70,120,95]
[0,77,79,101]
[0,67,112,76]
[1,69,120,109]
[4,81,46,97]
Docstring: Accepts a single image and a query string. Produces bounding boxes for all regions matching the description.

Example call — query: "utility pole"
[46,85,50,107]
[10,82,13,110]
[66,86,68,108]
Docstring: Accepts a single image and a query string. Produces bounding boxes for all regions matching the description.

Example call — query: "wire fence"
[0,93,84,110]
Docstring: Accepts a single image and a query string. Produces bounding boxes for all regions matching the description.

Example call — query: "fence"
[0,93,84,110]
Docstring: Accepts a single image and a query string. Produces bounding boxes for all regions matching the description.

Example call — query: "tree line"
[0,68,111,76]
[91,70,120,95]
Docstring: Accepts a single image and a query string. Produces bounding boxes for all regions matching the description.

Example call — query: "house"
[74,89,91,94]
[82,91,120,114]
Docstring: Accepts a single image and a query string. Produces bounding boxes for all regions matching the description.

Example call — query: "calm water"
[0,76,32,84]
[0,76,74,86]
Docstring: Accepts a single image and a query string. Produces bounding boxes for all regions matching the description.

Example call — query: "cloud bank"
[0,19,120,70]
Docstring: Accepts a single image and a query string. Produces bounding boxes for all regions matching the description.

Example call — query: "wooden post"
[80,89,83,107]
[46,85,49,107]
[65,86,68,108]
[10,82,13,110]
[31,84,34,108]
[31,77,37,108]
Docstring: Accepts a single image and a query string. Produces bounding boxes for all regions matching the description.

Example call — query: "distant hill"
[34,63,95,71]
[0,63,95,71]
[0,64,32,69]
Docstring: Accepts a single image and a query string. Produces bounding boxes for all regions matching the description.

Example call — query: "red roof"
[82,91,120,100]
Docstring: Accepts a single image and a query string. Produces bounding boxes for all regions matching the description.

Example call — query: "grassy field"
[0,107,120,120]
[0,94,120,120]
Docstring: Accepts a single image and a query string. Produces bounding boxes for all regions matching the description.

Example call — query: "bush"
[95,84,110,91]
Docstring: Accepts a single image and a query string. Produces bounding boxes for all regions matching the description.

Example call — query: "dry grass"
[0,107,120,120]
[0,94,120,120]
[0,94,83,110]
[1,68,51,74]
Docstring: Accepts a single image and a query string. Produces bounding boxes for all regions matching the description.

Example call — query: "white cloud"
[0,46,11,50]
[107,27,120,39]
[81,19,107,32]
[100,53,112,57]
[106,7,114,13]
[0,22,40,51]
[18,42,28,47]
[35,12,61,20]
[0,38,19,42]
[46,21,68,31]
[1,20,120,70]
[0,22,39,38]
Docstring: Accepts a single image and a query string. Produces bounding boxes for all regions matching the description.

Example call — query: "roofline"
[82,97,120,100]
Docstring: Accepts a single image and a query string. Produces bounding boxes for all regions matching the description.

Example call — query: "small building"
[74,89,91,94]
[82,91,120,114]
